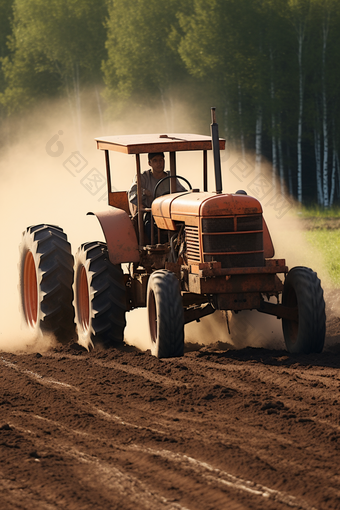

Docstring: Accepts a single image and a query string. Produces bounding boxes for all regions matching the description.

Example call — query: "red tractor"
[19,109,326,357]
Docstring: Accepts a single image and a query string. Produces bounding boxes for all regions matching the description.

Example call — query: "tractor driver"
[128,152,185,217]
[128,152,186,242]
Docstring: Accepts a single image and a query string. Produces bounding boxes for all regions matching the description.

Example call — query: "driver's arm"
[128,172,152,216]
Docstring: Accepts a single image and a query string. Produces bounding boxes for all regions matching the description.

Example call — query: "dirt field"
[1,297,340,510]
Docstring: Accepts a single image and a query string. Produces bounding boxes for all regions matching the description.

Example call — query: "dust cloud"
[0,95,207,353]
[0,99,103,351]
[0,97,329,353]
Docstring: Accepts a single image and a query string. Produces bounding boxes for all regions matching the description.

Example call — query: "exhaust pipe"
[210,107,223,194]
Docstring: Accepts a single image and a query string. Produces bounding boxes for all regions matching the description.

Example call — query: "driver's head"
[148,152,165,176]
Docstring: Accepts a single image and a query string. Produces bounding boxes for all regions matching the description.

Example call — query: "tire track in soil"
[12,422,191,510]
[7,413,317,510]
[1,348,340,509]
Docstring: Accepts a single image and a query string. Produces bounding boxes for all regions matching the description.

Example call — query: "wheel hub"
[148,290,157,344]
[78,266,90,331]
[23,251,38,327]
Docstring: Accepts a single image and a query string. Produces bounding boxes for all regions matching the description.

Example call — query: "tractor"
[19,109,326,357]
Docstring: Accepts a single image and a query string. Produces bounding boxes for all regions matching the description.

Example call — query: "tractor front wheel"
[73,242,126,350]
[147,270,184,358]
[18,224,75,343]
[282,266,325,354]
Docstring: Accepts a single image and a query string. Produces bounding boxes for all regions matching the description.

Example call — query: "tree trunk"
[238,83,245,159]
[336,150,340,198]
[73,62,82,152]
[297,30,304,204]
[95,86,104,133]
[255,105,262,173]
[271,130,277,188]
[321,17,330,208]
[159,87,173,131]
[160,90,169,130]
[287,144,293,198]
[63,69,82,152]
[270,49,277,188]
[330,147,336,206]
[278,136,285,195]
[314,125,323,206]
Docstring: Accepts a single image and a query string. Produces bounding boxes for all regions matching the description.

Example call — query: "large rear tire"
[147,269,184,358]
[18,224,75,343]
[73,241,126,350]
[282,266,325,354]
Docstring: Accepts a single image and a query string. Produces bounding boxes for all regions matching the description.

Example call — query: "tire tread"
[73,241,126,349]
[19,224,75,343]
[147,269,184,358]
[282,266,325,354]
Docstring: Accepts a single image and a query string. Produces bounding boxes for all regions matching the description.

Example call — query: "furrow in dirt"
[1,345,340,509]
[49,352,190,387]
[6,414,312,510]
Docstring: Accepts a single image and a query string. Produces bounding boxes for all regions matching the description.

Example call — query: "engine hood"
[152,191,262,229]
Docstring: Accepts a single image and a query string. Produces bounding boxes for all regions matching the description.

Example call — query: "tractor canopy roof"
[95,133,225,154]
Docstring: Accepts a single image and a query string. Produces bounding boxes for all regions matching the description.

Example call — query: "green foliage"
[178,0,340,204]
[0,0,14,113]
[178,0,296,142]
[0,0,108,113]
[0,0,13,59]
[102,0,186,109]
[0,0,340,207]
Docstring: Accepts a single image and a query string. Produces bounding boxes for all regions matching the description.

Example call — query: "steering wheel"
[153,175,192,200]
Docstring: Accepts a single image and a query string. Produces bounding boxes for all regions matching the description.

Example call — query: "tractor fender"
[263,218,274,258]
[88,208,140,265]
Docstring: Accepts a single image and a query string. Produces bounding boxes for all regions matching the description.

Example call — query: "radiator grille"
[202,214,264,268]
[237,215,263,231]
[202,217,234,233]
[203,232,263,253]
[185,226,200,262]
[185,214,264,268]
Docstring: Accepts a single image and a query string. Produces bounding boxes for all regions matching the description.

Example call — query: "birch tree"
[179,0,268,150]
[320,2,331,207]
[262,0,294,192]
[0,0,340,206]
[327,2,340,205]
[289,0,311,204]
[309,0,340,206]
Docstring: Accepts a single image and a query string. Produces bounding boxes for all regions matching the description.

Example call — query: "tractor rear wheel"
[19,224,75,343]
[73,241,126,350]
[282,266,325,354]
[147,269,184,358]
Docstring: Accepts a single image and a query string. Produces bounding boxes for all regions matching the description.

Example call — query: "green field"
[300,208,340,287]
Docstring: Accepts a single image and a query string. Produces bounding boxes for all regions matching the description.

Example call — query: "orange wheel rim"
[148,291,157,343]
[23,251,38,327]
[78,266,90,331]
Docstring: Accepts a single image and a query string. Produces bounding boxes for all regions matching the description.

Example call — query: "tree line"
[1,0,340,206]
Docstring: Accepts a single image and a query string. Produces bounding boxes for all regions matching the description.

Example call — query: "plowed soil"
[1,304,340,510]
